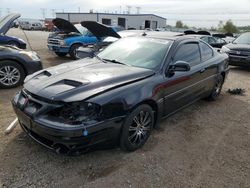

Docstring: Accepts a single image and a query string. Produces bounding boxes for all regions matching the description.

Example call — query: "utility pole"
[41,8,47,19]
[78,7,80,13]
[126,5,131,14]
[136,7,141,14]
[51,9,56,17]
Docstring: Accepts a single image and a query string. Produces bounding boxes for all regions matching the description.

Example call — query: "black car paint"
[12,35,229,154]
[0,46,42,75]
[52,18,80,34]
[81,21,121,39]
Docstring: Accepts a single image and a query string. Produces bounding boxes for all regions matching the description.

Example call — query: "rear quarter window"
[200,42,213,62]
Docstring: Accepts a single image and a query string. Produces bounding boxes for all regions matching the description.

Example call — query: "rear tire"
[55,52,67,57]
[120,104,154,151]
[69,44,81,60]
[207,75,224,101]
[0,60,25,89]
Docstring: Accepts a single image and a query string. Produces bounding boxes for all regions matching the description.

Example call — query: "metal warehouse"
[56,12,166,30]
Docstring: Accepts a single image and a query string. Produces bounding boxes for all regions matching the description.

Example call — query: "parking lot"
[0,28,250,187]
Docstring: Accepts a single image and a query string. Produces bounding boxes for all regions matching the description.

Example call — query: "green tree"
[176,20,184,28]
[223,20,238,33]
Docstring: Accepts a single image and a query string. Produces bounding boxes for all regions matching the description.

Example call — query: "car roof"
[137,32,201,42]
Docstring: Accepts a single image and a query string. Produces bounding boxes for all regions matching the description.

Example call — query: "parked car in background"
[212,33,235,44]
[184,30,228,50]
[199,35,227,49]
[221,32,250,67]
[0,13,27,49]
[0,45,42,88]
[21,22,43,30]
[12,33,229,154]
[47,18,99,59]
[48,19,124,59]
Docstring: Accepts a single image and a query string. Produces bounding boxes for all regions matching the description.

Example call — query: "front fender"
[87,75,163,122]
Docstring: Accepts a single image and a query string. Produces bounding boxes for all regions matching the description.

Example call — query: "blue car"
[0,13,27,49]
[47,18,98,59]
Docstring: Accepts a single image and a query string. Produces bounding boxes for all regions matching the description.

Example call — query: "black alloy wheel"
[120,104,154,151]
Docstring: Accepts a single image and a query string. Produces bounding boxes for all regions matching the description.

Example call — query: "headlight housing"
[221,46,230,53]
[47,102,102,126]
[59,40,66,46]
[20,51,40,61]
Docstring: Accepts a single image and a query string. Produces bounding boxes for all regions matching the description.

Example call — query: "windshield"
[74,24,89,35]
[98,37,172,70]
[233,33,250,45]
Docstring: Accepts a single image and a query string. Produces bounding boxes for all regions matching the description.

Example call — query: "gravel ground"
[0,29,250,188]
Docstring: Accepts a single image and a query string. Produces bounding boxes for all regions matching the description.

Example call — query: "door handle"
[200,68,206,73]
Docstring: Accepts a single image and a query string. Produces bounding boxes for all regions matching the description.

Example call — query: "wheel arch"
[130,99,159,128]
[0,58,27,76]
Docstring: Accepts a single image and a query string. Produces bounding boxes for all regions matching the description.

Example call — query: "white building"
[56,12,167,30]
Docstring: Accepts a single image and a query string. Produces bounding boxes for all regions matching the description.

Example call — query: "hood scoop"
[37,79,90,98]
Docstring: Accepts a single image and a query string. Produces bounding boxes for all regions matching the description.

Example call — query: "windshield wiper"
[96,55,107,63]
[102,58,127,66]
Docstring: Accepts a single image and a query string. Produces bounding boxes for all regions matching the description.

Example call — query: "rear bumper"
[12,101,124,154]
[47,44,69,53]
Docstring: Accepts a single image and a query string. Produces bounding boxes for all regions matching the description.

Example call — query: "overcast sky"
[1,0,250,28]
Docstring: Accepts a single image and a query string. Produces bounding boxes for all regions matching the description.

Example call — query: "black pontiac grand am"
[12,32,229,154]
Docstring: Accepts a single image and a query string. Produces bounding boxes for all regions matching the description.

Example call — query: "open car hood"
[52,18,80,34]
[81,21,121,39]
[0,13,20,35]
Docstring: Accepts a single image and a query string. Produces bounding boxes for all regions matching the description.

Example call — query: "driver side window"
[173,43,201,67]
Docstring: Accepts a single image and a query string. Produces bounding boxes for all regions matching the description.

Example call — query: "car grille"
[229,50,250,58]
[48,38,60,45]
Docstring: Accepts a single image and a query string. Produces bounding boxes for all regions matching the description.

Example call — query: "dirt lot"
[0,29,250,188]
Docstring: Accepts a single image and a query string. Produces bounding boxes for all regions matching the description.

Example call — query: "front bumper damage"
[12,90,124,155]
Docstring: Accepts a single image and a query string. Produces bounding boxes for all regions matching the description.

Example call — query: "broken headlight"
[48,102,102,125]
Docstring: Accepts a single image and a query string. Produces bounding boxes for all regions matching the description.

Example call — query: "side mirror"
[169,61,191,72]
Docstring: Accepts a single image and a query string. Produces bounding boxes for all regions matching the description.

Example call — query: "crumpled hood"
[24,58,155,102]
[225,43,250,51]
[0,13,20,35]
[52,18,80,34]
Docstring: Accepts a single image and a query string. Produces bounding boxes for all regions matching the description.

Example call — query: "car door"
[162,41,203,116]
[198,41,219,96]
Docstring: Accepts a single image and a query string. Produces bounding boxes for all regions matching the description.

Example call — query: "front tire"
[0,60,25,89]
[120,104,154,151]
[207,75,224,101]
[69,44,81,60]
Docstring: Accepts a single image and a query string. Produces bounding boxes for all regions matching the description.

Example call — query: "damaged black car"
[12,33,229,154]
